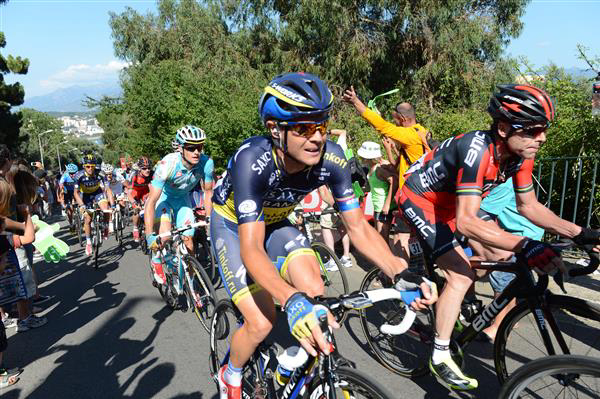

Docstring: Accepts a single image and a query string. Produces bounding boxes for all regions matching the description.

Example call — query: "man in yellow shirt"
[343,86,431,258]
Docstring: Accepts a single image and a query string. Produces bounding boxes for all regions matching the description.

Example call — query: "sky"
[1,0,599,100]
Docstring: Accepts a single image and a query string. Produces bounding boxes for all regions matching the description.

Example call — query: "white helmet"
[175,125,206,145]
[101,163,114,175]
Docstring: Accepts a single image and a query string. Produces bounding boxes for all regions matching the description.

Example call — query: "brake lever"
[552,271,567,294]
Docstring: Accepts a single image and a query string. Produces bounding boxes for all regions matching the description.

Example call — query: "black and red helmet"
[488,84,555,125]
[137,156,152,169]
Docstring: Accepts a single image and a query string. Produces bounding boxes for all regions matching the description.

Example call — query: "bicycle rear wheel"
[183,255,217,332]
[495,294,600,384]
[359,267,433,378]
[498,354,600,399]
[305,366,395,399]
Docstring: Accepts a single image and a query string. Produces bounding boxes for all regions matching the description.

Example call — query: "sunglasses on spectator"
[184,145,203,153]
[278,121,328,138]
[511,123,548,137]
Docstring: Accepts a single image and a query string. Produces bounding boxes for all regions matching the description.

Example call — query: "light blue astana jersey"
[480,177,544,240]
[151,152,214,198]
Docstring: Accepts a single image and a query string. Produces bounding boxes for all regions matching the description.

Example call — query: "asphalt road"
[2,218,599,398]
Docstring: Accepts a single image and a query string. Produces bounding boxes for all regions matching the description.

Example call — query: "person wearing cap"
[357,141,399,245]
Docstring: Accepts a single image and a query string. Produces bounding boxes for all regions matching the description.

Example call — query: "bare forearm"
[242,248,296,305]
[144,199,157,234]
[519,202,581,238]
[347,219,406,278]
[204,188,213,216]
[457,216,525,252]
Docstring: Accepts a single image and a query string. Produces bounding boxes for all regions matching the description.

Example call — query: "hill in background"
[22,83,122,113]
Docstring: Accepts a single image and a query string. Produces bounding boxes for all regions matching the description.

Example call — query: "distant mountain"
[564,68,598,80]
[22,83,122,113]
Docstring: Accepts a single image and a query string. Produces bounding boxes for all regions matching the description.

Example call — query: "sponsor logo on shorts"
[404,207,435,238]
[238,200,257,213]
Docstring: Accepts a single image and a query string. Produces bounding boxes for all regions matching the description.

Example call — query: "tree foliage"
[99,0,529,168]
[0,30,29,150]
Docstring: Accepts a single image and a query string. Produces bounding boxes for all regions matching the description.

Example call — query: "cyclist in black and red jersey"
[129,157,153,242]
[399,84,600,390]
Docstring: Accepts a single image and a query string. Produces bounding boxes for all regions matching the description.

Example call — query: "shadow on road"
[3,223,192,398]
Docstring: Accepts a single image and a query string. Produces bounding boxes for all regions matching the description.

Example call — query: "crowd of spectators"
[0,144,57,388]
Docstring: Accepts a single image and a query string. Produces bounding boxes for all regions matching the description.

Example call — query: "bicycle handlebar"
[155,220,208,244]
[316,288,420,336]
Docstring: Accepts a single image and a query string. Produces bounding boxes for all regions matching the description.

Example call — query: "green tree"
[19,108,64,169]
[0,30,29,150]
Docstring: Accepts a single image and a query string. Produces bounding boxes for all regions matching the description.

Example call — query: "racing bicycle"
[498,354,600,399]
[151,220,217,332]
[209,286,423,399]
[358,241,600,383]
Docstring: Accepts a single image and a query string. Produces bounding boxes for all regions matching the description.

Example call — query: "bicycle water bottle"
[275,346,308,385]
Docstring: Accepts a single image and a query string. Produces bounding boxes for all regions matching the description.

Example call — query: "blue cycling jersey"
[59,172,76,192]
[74,170,105,194]
[152,152,214,198]
[212,136,360,225]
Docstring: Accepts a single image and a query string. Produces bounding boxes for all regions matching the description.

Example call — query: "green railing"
[534,156,600,228]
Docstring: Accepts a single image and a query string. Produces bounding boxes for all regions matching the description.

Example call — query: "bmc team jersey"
[212,136,360,225]
[400,130,534,259]
[59,173,76,192]
[152,152,214,198]
[129,170,153,200]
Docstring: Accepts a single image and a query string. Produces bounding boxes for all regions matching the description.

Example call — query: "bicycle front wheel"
[495,294,600,384]
[209,300,264,397]
[305,366,395,399]
[498,354,600,399]
[93,218,101,268]
[76,211,83,247]
[183,255,217,332]
[359,267,433,378]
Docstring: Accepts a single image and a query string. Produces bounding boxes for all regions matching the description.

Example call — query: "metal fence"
[534,156,600,228]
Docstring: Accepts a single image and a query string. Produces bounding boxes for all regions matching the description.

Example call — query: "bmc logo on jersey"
[464,132,487,167]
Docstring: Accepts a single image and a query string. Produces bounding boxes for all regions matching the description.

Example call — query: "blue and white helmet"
[101,163,114,175]
[66,163,78,174]
[175,125,206,145]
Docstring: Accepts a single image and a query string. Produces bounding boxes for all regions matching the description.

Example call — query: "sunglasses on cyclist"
[183,145,203,153]
[278,121,328,138]
[140,167,150,171]
[511,123,548,137]
[84,164,95,169]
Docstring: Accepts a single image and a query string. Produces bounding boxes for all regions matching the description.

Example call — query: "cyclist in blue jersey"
[59,163,78,230]
[145,125,214,285]
[74,153,114,256]
[212,72,436,399]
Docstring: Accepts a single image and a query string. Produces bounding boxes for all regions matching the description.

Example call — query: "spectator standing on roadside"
[357,141,397,239]
[4,166,48,332]
[343,87,432,259]
[0,177,24,388]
